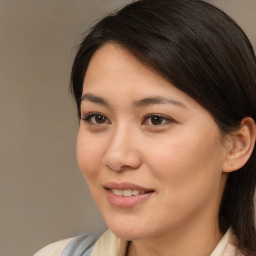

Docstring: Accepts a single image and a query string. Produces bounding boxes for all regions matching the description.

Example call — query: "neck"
[127,220,223,256]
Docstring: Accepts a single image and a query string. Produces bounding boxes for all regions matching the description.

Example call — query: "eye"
[81,112,111,125]
[142,114,173,126]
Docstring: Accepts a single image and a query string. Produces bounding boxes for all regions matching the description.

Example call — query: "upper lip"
[104,182,154,192]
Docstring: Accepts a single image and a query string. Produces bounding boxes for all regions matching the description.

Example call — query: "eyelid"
[81,112,174,126]
[142,113,174,126]
[81,112,111,125]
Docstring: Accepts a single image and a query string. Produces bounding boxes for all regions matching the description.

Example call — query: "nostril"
[104,163,123,172]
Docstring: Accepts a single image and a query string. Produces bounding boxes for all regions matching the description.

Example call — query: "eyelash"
[81,112,174,126]
[142,114,174,126]
[81,112,111,125]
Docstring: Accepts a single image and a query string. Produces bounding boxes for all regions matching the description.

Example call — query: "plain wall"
[1,1,255,255]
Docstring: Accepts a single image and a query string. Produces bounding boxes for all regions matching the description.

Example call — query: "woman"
[34,0,256,255]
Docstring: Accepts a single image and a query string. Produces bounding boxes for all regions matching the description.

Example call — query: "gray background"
[1,1,255,255]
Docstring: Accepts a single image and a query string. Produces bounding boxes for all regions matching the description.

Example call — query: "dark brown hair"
[70,0,256,254]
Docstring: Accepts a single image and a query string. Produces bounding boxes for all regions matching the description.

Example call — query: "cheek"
[145,129,225,201]
[76,130,103,179]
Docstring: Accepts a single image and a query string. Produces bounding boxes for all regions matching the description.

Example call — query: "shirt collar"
[92,228,233,256]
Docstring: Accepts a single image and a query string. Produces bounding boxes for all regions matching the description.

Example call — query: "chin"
[110,227,145,241]
[106,219,149,241]
[100,206,155,241]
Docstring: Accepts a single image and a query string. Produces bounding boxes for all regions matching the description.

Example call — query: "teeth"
[132,190,139,196]
[111,189,146,197]
[123,189,133,197]
[112,189,123,196]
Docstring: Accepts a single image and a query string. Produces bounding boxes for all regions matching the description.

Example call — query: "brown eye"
[150,116,164,125]
[95,114,107,124]
[82,113,110,125]
[142,114,173,126]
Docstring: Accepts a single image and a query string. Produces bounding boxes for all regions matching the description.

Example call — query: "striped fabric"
[61,234,98,256]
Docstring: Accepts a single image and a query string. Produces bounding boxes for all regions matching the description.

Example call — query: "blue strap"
[61,234,98,256]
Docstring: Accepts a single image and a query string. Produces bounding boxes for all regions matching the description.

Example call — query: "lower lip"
[105,189,154,208]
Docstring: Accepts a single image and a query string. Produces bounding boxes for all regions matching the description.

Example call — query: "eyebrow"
[81,93,110,106]
[133,96,186,108]
[81,93,185,108]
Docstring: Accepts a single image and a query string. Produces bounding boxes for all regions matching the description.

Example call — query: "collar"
[91,228,235,256]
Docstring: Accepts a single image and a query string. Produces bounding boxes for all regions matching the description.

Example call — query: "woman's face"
[77,43,229,241]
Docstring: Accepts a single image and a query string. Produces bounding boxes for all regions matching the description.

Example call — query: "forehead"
[84,43,158,84]
[83,44,212,118]
[83,43,179,97]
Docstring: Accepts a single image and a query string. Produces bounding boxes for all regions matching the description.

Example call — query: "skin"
[76,43,239,256]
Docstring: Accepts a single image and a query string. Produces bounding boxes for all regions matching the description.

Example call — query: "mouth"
[104,182,155,208]
[109,188,147,197]
[104,182,154,195]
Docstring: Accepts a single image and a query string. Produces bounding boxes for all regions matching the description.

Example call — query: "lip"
[104,182,155,208]
[104,182,153,192]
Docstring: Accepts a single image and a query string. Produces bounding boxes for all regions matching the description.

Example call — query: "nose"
[103,126,142,172]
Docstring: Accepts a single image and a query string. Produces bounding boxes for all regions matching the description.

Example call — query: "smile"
[110,189,146,197]
[104,182,154,208]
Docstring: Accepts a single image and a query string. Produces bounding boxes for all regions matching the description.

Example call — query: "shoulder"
[33,237,74,256]
[222,229,244,256]
[62,233,98,256]
[34,234,99,256]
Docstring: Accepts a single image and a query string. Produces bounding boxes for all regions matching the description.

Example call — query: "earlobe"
[222,117,256,173]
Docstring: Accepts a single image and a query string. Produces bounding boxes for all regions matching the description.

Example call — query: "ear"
[222,117,256,173]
